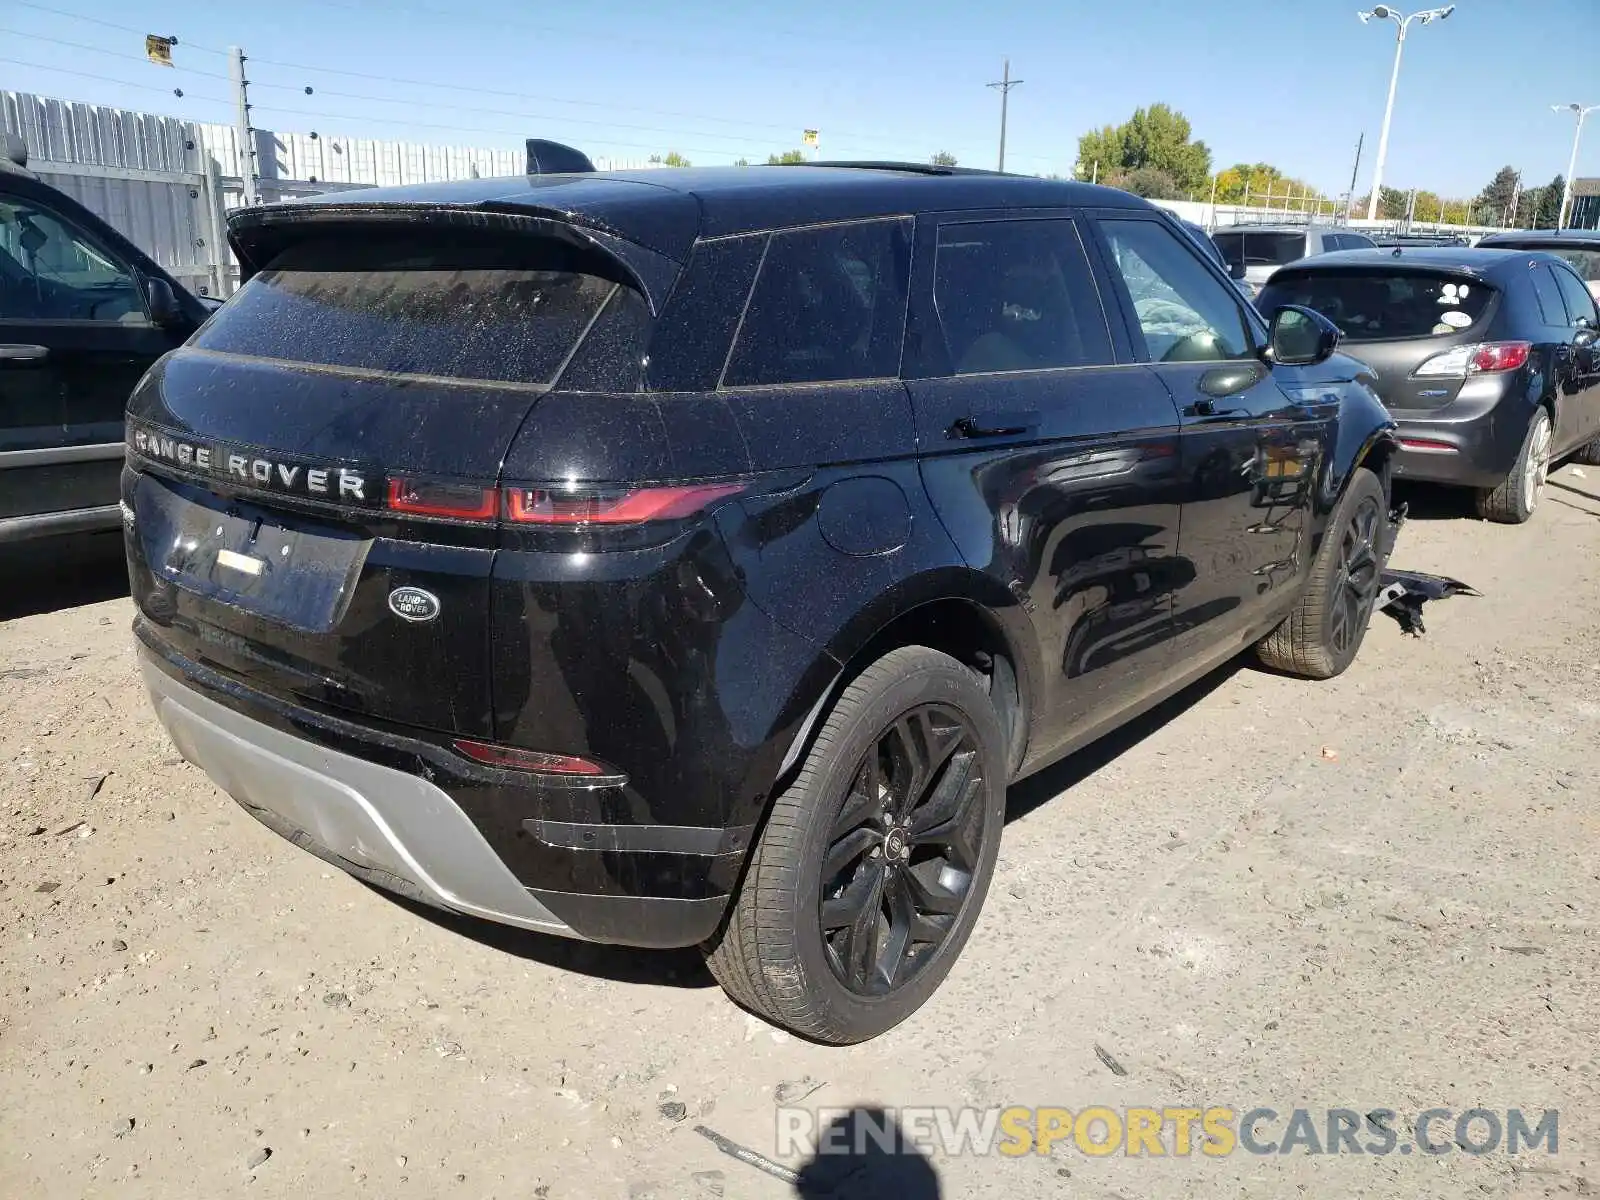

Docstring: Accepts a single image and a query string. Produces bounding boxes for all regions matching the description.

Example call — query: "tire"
[704,646,1007,1045]
[1255,466,1388,680]
[1475,407,1552,524]
[1574,432,1600,467]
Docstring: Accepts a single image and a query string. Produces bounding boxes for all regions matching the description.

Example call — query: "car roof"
[1210,224,1368,235]
[276,164,1151,254]
[1266,246,1538,280]
[1478,228,1600,248]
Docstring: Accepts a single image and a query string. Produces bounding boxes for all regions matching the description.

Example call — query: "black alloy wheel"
[818,704,985,996]
[1328,491,1383,658]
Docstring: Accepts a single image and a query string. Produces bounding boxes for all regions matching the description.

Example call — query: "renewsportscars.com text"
[777,1106,1559,1159]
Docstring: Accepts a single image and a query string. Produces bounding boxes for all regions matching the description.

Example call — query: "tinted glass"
[195,236,617,386]
[1100,218,1252,362]
[932,219,1113,375]
[1213,231,1307,269]
[646,234,763,392]
[1487,241,1600,286]
[0,195,143,321]
[1256,270,1494,341]
[722,218,910,387]
[1529,265,1567,326]
[1551,263,1600,327]
[1340,232,1376,251]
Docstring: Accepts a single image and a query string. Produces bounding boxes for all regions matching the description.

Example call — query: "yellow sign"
[145,35,175,68]
[802,129,819,148]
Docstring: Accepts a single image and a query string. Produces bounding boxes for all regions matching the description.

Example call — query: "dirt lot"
[3,472,1600,1200]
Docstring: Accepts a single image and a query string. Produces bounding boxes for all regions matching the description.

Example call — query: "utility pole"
[987,58,1022,173]
[1346,132,1364,221]
[229,45,258,205]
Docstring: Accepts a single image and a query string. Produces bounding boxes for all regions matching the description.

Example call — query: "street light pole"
[1358,5,1455,221]
[1552,103,1599,230]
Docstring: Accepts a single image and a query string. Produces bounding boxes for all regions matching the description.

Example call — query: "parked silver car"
[1212,224,1378,298]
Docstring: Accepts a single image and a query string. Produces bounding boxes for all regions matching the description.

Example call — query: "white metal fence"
[2,90,654,297]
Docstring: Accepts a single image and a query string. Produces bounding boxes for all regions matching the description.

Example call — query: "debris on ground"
[1093,1044,1128,1077]
[693,1126,799,1186]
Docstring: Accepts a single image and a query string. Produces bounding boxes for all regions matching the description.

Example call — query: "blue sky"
[4,0,1595,198]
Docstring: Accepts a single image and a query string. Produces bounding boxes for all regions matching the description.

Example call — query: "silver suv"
[1212,224,1377,298]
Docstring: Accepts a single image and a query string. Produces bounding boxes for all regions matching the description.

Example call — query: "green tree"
[1075,124,1124,182]
[661,151,691,168]
[1076,105,1210,193]
[1534,175,1565,229]
[931,150,958,167]
[1115,166,1183,200]
[1378,186,1409,221]
[733,157,750,167]
[1119,104,1211,194]
[1475,165,1520,224]
[767,150,807,165]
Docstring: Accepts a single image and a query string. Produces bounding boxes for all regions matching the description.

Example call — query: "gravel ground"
[3,471,1599,1199]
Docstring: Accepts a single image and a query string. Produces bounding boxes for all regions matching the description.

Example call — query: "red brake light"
[452,739,607,776]
[1468,342,1531,374]
[387,479,497,520]
[504,483,745,525]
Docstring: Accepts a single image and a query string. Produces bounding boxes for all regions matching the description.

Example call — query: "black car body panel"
[128,165,1398,948]
[1258,248,1600,487]
[1,154,209,543]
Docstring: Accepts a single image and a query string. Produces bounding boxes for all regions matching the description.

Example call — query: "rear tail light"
[1412,341,1531,378]
[1468,342,1531,373]
[383,479,745,526]
[387,479,497,520]
[453,739,608,776]
[504,483,745,526]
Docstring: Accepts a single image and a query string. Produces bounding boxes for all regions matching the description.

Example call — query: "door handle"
[0,344,49,365]
[1186,399,1217,417]
[948,412,1038,439]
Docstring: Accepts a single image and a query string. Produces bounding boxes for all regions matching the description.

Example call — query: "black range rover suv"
[126,162,1398,1043]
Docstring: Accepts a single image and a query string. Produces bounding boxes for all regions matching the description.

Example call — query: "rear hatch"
[126,208,681,736]
[1256,265,1499,410]
[1213,229,1307,290]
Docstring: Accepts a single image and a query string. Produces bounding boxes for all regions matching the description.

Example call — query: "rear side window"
[1213,231,1307,270]
[1529,265,1567,327]
[195,235,619,386]
[932,218,1113,375]
[1551,263,1600,327]
[1256,271,1494,341]
[1339,232,1376,251]
[722,218,911,387]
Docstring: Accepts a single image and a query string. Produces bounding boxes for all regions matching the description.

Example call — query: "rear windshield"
[1213,231,1307,269]
[1256,270,1495,341]
[194,236,621,386]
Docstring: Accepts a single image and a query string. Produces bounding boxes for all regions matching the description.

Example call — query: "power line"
[6,11,1063,167]
[0,58,231,107]
[11,0,227,53]
[2,28,233,78]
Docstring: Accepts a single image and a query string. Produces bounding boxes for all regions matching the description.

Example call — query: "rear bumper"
[138,641,738,947]
[0,503,122,544]
[1389,403,1525,489]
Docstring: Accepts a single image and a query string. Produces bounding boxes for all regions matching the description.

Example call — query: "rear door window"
[194,235,620,387]
[1529,265,1567,327]
[1213,231,1307,270]
[1256,271,1494,341]
[930,218,1114,375]
[721,218,911,387]
[1552,263,1600,328]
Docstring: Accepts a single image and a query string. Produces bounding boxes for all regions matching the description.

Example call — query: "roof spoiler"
[3,133,27,168]
[525,139,595,175]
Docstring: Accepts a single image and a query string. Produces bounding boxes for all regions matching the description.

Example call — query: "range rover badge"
[388,586,441,622]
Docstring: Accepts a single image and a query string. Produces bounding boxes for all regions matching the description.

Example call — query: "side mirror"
[145,277,184,329]
[1228,259,1247,280]
[1576,326,1597,350]
[1267,304,1341,367]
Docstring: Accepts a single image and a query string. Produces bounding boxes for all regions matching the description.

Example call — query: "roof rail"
[807,160,977,176]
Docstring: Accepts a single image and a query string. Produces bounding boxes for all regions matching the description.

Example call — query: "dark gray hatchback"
[1257,247,1600,523]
